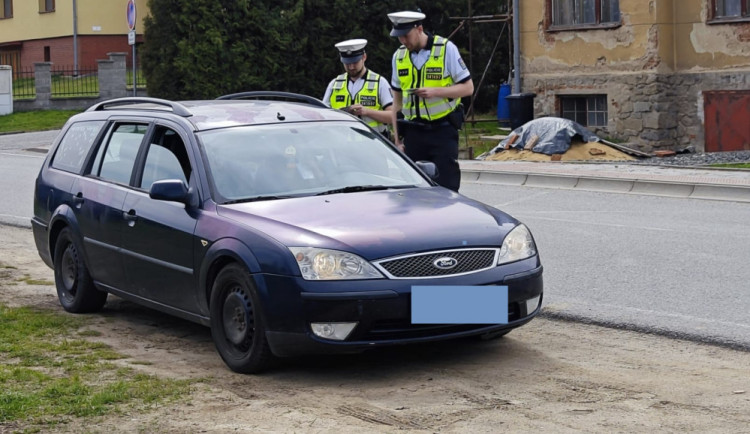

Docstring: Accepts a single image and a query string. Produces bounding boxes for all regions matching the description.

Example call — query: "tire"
[53,227,107,313]
[210,263,274,374]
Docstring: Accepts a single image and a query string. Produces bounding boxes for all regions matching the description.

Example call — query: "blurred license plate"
[411,286,508,324]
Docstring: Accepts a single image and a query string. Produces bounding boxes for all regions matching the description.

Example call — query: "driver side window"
[139,127,192,191]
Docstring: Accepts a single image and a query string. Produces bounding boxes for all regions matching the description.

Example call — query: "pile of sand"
[484,140,636,162]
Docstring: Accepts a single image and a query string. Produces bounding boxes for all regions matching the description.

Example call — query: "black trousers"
[403,123,460,192]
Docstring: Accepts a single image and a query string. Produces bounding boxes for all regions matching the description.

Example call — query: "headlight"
[289,247,384,280]
[498,224,537,265]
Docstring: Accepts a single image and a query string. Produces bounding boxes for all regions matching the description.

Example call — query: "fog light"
[310,322,357,341]
[526,295,541,315]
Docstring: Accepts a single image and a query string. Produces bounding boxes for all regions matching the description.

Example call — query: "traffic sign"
[128,30,136,46]
[126,0,137,31]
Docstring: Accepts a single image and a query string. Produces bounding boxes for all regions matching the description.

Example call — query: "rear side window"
[91,123,148,185]
[50,121,105,173]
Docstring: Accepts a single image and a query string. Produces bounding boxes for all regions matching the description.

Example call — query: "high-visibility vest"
[329,70,385,130]
[395,35,459,121]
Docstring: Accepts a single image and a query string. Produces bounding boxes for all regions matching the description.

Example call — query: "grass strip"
[0,110,81,134]
[0,304,194,430]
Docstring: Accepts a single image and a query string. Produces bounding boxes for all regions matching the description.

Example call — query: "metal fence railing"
[12,66,35,100]
[127,68,147,90]
[50,65,99,97]
[12,64,147,101]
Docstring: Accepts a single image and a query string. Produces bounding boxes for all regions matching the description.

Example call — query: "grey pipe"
[73,0,78,75]
[512,0,521,93]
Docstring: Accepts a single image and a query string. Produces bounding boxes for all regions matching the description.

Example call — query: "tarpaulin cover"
[481,117,600,158]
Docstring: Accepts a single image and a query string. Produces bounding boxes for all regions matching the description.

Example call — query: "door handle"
[72,192,84,207]
[123,209,138,224]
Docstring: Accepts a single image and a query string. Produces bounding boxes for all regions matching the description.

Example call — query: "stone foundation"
[525,69,750,153]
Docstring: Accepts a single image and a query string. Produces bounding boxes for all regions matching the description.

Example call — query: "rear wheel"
[53,227,107,313]
[210,263,274,373]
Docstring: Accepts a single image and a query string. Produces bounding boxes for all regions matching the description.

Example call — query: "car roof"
[83,93,355,131]
[183,100,352,131]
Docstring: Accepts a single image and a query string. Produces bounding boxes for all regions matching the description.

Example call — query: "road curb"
[462,169,750,203]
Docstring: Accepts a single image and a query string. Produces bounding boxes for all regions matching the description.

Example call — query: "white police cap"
[388,11,426,37]
[335,39,367,64]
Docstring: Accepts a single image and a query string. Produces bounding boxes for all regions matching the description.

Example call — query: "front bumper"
[257,259,543,357]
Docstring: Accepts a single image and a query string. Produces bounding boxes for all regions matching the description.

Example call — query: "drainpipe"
[512,0,521,93]
[73,0,78,75]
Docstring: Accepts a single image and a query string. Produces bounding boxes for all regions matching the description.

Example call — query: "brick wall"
[19,35,141,70]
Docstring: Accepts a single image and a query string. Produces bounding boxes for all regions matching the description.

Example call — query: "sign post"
[127,0,137,96]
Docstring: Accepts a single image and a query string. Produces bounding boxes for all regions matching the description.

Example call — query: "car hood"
[216,188,519,259]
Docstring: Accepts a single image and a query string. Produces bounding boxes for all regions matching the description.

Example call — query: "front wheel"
[53,227,107,313]
[210,263,274,374]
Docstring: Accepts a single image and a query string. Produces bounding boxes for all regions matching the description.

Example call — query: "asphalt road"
[0,150,44,227]
[461,182,750,350]
[0,131,58,227]
[2,130,749,351]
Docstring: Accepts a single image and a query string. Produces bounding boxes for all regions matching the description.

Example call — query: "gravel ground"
[632,150,750,167]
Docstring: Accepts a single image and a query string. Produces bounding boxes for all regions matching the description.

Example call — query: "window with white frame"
[712,0,750,19]
[560,95,608,127]
[550,0,620,28]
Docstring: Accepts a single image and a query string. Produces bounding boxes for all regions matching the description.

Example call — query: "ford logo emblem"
[433,257,458,270]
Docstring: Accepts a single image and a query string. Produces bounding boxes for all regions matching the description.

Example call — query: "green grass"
[16,274,54,286]
[460,115,512,157]
[0,110,81,133]
[710,162,750,169]
[0,304,195,430]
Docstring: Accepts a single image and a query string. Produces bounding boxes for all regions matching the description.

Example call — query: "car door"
[71,121,148,290]
[119,125,200,313]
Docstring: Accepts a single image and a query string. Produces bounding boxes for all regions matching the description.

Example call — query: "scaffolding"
[448,0,514,124]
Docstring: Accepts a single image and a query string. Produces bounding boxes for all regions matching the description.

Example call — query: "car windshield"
[198,122,430,203]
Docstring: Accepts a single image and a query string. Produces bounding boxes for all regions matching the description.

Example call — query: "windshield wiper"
[316,185,410,196]
[222,195,289,204]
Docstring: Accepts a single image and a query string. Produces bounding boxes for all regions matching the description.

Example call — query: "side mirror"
[149,179,191,204]
[415,160,439,180]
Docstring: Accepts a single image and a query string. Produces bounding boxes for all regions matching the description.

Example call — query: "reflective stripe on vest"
[395,36,458,121]
[329,70,384,129]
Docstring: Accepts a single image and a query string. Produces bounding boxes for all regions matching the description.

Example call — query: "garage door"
[704,90,750,152]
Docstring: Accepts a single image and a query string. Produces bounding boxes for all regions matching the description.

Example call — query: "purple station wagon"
[32,92,543,373]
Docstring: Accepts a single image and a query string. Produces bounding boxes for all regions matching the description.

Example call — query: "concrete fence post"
[0,65,12,114]
[34,62,52,109]
[98,52,127,100]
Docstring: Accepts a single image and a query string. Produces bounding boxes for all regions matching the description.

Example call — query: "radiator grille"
[375,249,498,279]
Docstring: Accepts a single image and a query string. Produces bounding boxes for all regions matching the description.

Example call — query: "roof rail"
[216,91,328,108]
[87,97,193,117]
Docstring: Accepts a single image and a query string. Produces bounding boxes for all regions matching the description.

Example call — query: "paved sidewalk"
[460,160,750,203]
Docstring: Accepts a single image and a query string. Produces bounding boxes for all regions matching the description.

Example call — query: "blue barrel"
[497,83,511,122]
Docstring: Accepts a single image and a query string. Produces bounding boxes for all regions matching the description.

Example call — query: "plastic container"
[496,83,511,123]
[505,92,536,130]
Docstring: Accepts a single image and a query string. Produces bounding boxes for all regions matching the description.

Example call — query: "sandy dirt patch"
[484,140,636,162]
[1,225,748,433]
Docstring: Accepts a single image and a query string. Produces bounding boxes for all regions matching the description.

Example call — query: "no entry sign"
[126,0,137,31]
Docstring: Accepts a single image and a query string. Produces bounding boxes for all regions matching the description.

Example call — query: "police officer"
[323,39,394,139]
[387,11,474,192]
